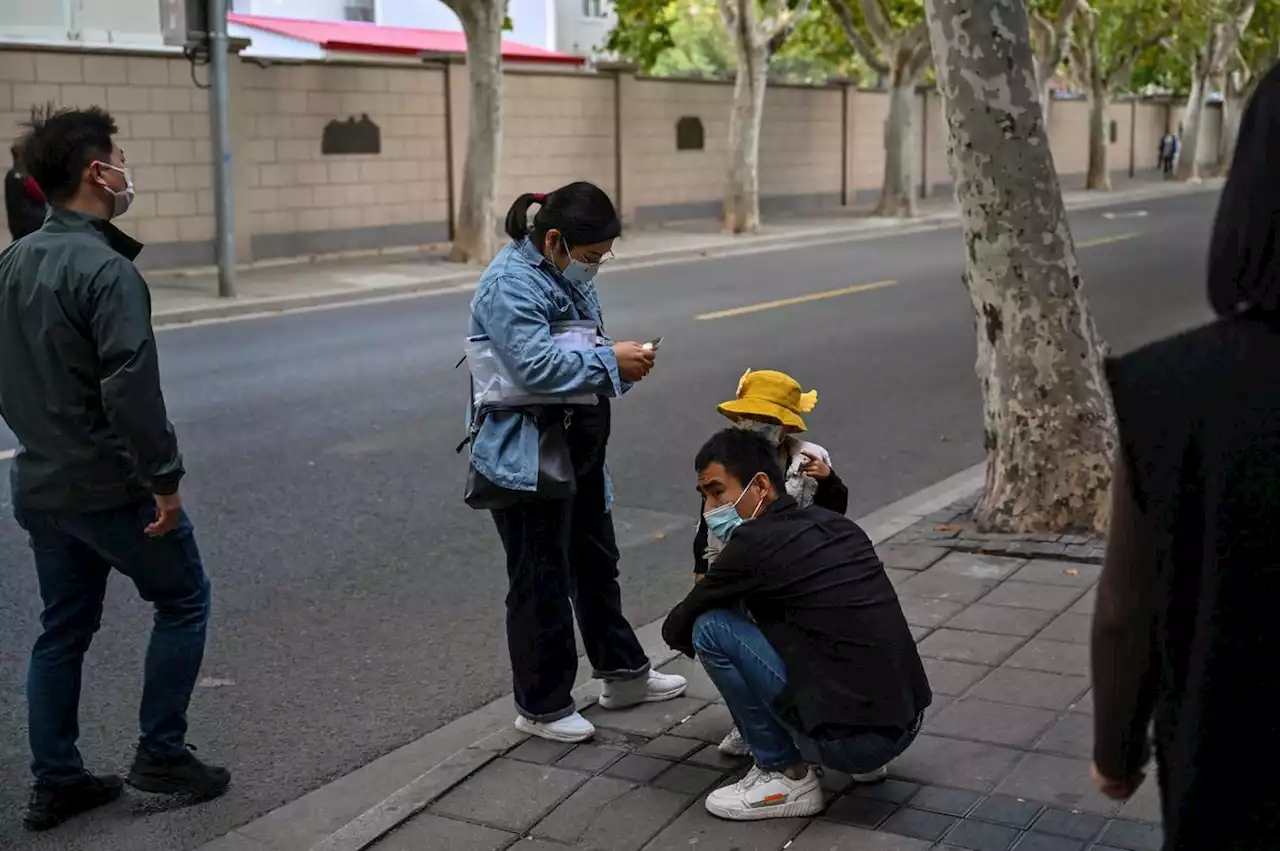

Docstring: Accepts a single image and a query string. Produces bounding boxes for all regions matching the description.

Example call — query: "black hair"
[1208,60,1280,317]
[503,181,622,250]
[695,428,787,495]
[18,105,117,205]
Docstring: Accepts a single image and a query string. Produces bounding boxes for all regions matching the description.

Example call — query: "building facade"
[228,0,616,57]
[0,0,615,58]
[0,0,167,48]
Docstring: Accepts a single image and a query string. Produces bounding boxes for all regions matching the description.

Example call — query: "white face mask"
[94,162,134,218]
[734,419,785,446]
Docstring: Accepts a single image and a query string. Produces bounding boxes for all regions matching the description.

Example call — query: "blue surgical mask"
[734,419,784,446]
[704,475,765,544]
[563,257,599,284]
[559,238,600,284]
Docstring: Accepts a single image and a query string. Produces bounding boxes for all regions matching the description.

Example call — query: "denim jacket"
[466,238,628,508]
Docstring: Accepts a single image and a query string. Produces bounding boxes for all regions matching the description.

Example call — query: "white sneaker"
[514,712,595,744]
[718,726,751,757]
[850,765,889,783]
[598,670,688,710]
[705,765,825,821]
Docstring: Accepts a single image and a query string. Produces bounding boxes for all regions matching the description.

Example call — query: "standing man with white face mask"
[0,107,229,831]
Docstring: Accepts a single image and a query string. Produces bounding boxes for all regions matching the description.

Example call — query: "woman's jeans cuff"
[516,702,581,724]
[594,661,650,682]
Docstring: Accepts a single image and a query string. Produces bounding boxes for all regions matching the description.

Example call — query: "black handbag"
[461,405,576,510]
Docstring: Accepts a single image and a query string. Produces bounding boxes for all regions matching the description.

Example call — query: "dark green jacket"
[0,207,183,512]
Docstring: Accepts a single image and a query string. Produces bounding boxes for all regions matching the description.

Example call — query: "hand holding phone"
[614,342,656,382]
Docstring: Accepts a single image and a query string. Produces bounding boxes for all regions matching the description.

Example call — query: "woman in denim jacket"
[466,182,686,743]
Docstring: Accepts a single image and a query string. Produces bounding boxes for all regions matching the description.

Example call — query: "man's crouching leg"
[691,609,824,821]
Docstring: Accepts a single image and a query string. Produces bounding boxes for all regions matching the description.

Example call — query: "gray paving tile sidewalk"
[363,504,1163,851]
[144,174,1216,323]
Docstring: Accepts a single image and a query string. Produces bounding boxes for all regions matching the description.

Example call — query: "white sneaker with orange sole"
[704,765,825,821]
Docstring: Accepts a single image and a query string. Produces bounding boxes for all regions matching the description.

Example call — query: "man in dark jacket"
[663,429,931,822]
[0,107,229,832]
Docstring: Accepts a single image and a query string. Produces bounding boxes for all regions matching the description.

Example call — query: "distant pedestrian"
[693,368,849,758]
[0,107,229,832]
[1158,132,1179,178]
[1092,62,1280,851]
[5,143,46,240]
[463,182,686,744]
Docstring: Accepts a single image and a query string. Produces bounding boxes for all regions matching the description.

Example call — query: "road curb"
[197,463,985,851]
[155,182,1219,328]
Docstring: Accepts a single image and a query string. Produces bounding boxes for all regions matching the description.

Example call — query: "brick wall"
[1048,99,1091,176]
[923,90,950,196]
[621,77,733,223]
[0,49,214,268]
[759,84,843,213]
[500,71,616,207]
[237,60,451,261]
[0,44,1197,269]
[848,89,891,201]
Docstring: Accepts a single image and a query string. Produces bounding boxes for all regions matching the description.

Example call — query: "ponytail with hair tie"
[501,182,622,248]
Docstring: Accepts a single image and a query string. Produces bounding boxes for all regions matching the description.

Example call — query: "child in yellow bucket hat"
[694,368,850,756]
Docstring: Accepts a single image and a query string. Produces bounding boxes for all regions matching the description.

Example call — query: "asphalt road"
[0,190,1219,850]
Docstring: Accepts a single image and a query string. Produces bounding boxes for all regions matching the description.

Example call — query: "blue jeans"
[15,502,212,786]
[692,609,921,773]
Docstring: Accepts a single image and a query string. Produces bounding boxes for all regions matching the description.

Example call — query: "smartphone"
[643,336,664,352]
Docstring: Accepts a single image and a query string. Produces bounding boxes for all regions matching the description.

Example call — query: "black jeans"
[15,501,211,786]
[492,464,649,722]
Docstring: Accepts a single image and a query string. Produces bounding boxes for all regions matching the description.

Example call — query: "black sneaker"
[127,744,231,800]
[23,773,124,831]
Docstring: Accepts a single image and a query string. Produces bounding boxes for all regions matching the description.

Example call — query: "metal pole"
[208,0,237,298]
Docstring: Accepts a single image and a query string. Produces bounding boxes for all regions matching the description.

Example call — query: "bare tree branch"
[715,0,739,33]
[1106,22,1176,86]
[905,22,933,79]
[1029,10,1053,53]
[828,0,890,75]
[858,0,896,53]
[1038,0,1084,84]
[761,0,811,40]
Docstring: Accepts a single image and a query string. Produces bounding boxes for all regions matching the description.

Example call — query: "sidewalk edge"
[199,463,985,851]
[156,182,1218,327]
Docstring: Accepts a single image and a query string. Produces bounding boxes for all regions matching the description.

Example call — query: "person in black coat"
[1092,60,1280,851]
[6,144,47,241]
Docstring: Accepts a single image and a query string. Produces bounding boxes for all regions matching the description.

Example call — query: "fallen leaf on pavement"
[197,677,236,689]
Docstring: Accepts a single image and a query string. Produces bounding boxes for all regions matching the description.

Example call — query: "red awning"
[228,13,585,65]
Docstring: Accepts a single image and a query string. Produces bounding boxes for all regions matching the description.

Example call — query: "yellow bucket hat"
[717,369,817,432]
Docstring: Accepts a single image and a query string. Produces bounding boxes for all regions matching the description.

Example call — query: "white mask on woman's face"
[733,419,785,446]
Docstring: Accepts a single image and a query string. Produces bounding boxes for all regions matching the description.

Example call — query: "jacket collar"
[763,494,798,516]
[45,206,144,262]
[515,236,551,269]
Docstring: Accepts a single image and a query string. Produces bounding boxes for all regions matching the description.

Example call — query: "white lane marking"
[0,448,15,461]
[1103,210,1149,219]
